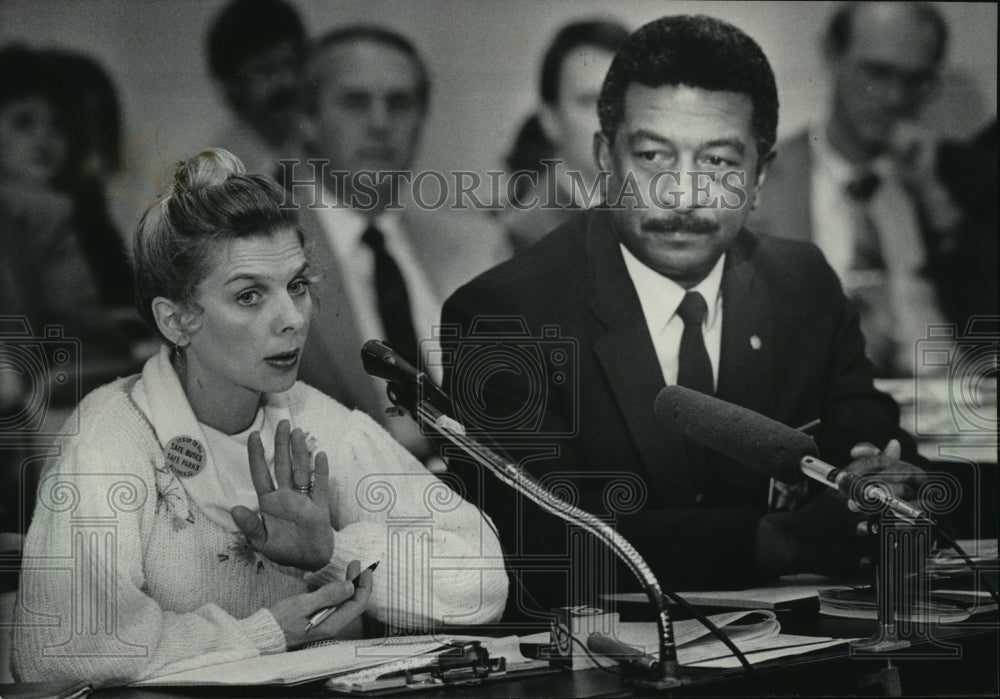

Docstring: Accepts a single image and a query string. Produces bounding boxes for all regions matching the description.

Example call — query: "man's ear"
[751,150,776,206]
[151,297,201,347]
[218,79,245,115]
[594,131,614,173]
[538,103,562,148]
[298,107,318,150]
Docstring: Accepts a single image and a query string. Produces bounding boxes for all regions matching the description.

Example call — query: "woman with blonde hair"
[13,148,507,685]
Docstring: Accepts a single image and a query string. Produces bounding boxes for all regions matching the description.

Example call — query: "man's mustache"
[642,215,719,234]
[264,88,298,112]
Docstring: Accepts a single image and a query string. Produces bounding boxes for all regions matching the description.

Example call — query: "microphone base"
[850,624,911,653]
[624,660,689,690]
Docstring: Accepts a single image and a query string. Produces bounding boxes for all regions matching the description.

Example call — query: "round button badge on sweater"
[165,436,205,477]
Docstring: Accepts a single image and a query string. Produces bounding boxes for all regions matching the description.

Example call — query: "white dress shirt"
[620,245,725,390]
[809,125,945,374]
[312,193,442,377]
[311,194,445,462]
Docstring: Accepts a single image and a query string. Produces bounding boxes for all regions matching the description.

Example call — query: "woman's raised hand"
[231,419,334,571]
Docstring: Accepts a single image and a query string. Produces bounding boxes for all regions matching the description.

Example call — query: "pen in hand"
[304,561,379,631]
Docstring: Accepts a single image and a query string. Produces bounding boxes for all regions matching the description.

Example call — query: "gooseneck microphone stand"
[361,341,687,690]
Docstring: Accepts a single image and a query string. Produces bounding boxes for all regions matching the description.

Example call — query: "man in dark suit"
[750,3,994,377]
[290,26,509,461]
[440,15,925,622]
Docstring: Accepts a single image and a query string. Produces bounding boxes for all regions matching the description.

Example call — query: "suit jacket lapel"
[717,230,774,417]
[587,212,694,506]
[299,208,383,417]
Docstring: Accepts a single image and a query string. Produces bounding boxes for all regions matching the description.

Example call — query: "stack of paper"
[133,636,450,687]
[601,610,849,669]
[602,574,832,610]
[818,587,998,623]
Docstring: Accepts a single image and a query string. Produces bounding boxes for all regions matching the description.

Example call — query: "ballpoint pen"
[304,561,380,631]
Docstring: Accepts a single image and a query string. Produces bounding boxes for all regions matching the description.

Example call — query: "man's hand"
[231,420,335,571]
[842,438,927,513]
[756,439,928,579]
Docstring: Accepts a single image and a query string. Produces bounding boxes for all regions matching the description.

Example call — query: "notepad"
[599,611,849,669]
[133,636,451,687]
[615,609,780,654]
[819,587,998,623]
[602,574,831,610]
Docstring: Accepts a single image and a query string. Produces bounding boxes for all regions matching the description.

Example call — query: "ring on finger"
[293,474,314,494]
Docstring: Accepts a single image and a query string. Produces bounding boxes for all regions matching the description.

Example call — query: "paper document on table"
[616,610,780,653]
[602,574,831,609]
[929,539,999,573]
[133,636,449,687]
[683,634,850,668]
[608,613,847,669]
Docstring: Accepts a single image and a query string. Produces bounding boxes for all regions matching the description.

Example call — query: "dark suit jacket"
[750,130,996,324]
[296,205,511,455]
[441,209,920,619]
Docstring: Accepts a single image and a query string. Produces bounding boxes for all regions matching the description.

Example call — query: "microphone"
[587,633,659,675]
[362,339,687,687]
[653,385,928,523]
[360,339,452,416]
[360,339,420,386]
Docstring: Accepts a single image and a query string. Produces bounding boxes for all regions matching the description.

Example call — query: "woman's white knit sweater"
[13,379,507,685]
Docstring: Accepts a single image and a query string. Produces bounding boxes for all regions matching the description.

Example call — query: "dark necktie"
[675,291,715,501]
[676,291,714,395]
[844,172,898,375]
[845,171,886,270]
[361,224,419,364]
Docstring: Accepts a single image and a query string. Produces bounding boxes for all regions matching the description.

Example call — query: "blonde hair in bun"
[172,147,246,193]
[130,148,302,342]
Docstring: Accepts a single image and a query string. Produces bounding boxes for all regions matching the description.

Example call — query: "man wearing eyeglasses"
[750,3,987,378]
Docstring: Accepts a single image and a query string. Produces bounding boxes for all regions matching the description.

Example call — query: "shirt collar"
[812,122,897,186]
[619,243,726,335]
[318,187,405,253]
[811,123,858,187]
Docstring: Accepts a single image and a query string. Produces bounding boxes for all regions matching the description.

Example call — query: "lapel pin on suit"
[749,335,762,351]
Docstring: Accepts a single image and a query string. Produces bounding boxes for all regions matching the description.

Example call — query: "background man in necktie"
[750,2,995,377]
[291,26,509,461]
[440,14,927,623]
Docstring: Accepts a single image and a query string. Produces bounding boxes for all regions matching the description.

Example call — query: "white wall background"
[1,0,995,234]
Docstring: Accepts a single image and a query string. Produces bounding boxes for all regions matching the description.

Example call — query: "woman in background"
[14,149,507,685]
[51,50,137,311]
[500,20,628,253]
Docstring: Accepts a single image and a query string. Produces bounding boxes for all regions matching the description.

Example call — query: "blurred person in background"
[0,46,151,542]
[50,50,137,313]
[206,0,306,177]
[502,19,629,253]
[0,45,103,344]
[292,25,509,462]
[750,2,995,377]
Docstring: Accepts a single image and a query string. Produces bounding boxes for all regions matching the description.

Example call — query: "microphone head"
[653,385,818,483]
[360,339,419,384]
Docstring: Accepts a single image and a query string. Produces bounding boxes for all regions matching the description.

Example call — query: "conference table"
[55,600,996,698]
[2,346,995,697]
